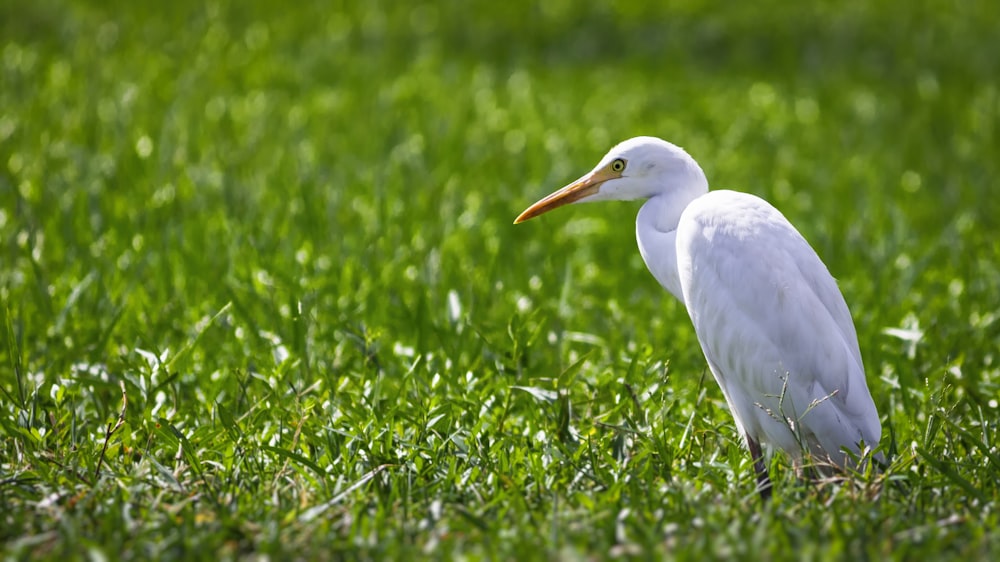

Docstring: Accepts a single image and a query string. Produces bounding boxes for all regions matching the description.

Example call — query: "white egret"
[515,136,880,498]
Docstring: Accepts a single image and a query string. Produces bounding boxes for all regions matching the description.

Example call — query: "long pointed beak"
[514,168,618,224]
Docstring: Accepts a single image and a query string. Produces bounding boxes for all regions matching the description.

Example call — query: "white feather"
[673,190,880,466]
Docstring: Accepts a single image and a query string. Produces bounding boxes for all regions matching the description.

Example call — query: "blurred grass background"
[1,0,999,559]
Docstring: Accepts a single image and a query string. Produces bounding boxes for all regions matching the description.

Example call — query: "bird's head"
[515,136,708,223]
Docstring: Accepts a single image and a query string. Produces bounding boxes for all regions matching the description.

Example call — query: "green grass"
[2,0,999,559]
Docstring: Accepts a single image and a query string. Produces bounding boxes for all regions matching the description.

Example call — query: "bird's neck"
[638,191,689,232]
[635,187,705,301]
[638,160,709,232]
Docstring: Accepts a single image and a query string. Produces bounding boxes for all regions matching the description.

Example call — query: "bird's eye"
[610,158,626,172]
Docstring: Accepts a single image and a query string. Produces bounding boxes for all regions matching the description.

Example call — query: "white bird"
[515,136,881,498]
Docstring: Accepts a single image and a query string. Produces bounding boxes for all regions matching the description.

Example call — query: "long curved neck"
[635,182,706,301]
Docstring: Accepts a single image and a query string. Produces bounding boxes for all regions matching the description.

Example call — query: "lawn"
[2,0,999,559]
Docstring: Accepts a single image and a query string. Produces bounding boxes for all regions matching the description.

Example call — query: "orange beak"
[514,166,621,224]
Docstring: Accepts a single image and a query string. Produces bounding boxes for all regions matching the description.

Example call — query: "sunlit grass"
[2,0,999,559]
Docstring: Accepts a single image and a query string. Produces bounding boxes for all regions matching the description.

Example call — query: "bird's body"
[516,136,881,497]
[662,190,879,469]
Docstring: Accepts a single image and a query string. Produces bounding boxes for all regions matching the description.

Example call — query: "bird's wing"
[675,190,880,464]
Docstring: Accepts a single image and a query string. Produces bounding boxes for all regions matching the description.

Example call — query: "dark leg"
[747,435,772,501]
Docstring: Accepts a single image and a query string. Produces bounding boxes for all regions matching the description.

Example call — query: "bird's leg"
[746,435,772,501]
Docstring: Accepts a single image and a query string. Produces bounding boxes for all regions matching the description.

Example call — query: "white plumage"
[515,136,881,497]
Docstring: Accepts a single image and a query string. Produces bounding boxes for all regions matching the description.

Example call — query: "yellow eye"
[610,158,626,172]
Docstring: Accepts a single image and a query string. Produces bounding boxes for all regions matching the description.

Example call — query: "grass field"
[2,0,999,559]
